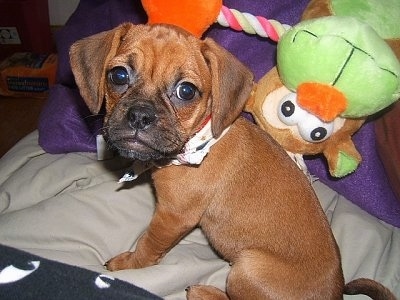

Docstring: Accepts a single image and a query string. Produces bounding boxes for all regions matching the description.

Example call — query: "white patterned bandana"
[119,117,230,183]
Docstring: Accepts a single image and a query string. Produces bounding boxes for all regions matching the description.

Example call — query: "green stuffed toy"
[245,0,400,178]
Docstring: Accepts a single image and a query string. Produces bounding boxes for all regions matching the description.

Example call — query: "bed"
[1,0,399,299]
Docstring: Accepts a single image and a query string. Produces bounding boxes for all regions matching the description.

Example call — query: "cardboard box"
[0,52,57,98]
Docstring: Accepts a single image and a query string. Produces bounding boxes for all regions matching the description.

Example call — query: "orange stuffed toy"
[141,0,222,38]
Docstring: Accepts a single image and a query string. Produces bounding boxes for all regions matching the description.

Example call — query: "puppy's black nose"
[127,105,157,130]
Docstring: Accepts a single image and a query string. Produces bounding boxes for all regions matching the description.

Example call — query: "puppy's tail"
[344,278,397,300]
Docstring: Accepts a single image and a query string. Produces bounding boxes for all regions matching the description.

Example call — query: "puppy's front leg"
[106,202,198,271]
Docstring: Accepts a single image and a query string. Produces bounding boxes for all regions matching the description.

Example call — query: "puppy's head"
[70,23,253,161]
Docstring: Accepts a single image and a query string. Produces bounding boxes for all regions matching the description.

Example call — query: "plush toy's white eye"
[277,92,334,142]
[297,114,334,143]
[277,93,307,126]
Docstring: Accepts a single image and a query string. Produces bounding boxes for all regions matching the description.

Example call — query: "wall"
[48,0,79,26]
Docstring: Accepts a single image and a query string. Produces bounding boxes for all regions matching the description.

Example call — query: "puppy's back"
[199,117,344,296]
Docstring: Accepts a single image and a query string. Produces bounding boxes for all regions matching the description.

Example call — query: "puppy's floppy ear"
[201,38,254,137]
[69,23,133,114]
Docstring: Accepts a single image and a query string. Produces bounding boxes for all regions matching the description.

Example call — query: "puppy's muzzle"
[127,104,157,130]
[105,101,182,161]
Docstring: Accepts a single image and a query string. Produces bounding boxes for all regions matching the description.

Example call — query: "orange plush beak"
[297,82,347,122]
[141,0,222,38]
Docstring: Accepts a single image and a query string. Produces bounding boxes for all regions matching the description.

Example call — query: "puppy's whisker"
[82,113,105,120]
[166,136,185,149]
[98,125,110,133]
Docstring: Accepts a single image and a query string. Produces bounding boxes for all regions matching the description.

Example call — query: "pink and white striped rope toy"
[216,5,291,42]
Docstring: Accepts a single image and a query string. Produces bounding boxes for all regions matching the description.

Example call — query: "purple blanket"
[38,0,400,227]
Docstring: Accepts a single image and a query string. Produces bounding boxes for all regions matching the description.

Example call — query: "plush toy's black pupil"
[110,67,129,85]
[310,127,327,141]
[177,82,196,100]
[281,100,295,117]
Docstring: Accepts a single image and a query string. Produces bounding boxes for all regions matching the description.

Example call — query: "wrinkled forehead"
[119,24,201,61]
[113,24,208,86]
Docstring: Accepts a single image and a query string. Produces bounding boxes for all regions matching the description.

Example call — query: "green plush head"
[277,16,400,118]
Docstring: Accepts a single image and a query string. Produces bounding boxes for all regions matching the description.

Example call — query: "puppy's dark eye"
[109,67,129,85]
[176,82,197,101]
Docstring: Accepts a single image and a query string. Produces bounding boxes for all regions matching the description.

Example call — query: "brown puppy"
[70,23,395,300]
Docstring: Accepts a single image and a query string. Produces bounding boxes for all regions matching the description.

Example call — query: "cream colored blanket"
[0,131,399,299]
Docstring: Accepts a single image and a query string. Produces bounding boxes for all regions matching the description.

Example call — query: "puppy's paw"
[105,251,141,271]
[186,285,229,300]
